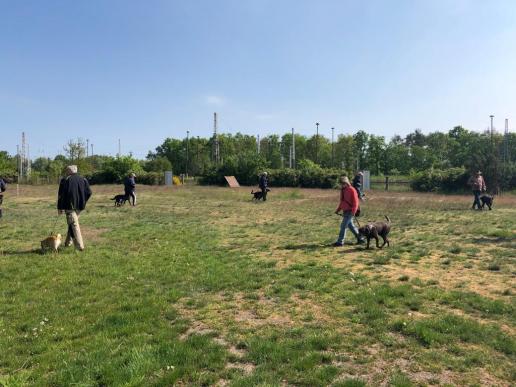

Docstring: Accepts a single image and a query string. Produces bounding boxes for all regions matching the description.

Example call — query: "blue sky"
[1,0,515,158]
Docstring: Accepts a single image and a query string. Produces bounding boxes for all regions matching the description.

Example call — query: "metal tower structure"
[291,128,296,169]
[213,112,220,164]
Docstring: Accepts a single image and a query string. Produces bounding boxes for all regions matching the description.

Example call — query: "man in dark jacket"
[124,172,136,206]
[0,177,6,219]
[57,165,92,251]
[259,171,268,201]
[352,171,364,200]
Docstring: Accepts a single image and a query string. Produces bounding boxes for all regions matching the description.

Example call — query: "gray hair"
[66,165,78,174]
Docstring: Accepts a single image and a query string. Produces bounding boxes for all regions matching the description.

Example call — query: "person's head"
[358,171,364,176]
[66,165,78,176]
[130,172,136,178]
[476,171,482,176]
[340,176,350,186]
[263,171,268,176]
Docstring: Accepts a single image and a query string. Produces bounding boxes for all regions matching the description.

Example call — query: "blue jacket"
[259,175,268,189]
[124,176,136,192]
[0,178,6,193]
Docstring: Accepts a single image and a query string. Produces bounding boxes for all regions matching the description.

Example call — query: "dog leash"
[49,214,60,236]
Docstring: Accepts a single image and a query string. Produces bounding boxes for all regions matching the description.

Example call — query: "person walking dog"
[468,171,486,210]
[57,165,92,251]
[0,176,6,219]
[259,171,269,202]
[124,172,137,206]
[334,176,365,247]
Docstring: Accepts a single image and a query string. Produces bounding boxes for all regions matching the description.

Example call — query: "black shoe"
[357,238,366,245]
[333,242,343,247]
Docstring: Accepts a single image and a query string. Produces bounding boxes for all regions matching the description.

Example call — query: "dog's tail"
[251,190,254,194]
[385,215,391,223]
[110,197,116,200]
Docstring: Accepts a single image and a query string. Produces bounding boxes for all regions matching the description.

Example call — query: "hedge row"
[200,166,347,189]
[409,168,469,192]
[87,171,165,185]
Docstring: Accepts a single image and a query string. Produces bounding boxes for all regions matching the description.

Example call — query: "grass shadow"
[282,243,332,251]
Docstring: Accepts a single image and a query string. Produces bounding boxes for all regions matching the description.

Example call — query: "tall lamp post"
[186,130,190,176]
[315,122,319,164]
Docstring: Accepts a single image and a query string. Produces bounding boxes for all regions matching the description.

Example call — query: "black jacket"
[57,174,92,211]
[124,176,136,192]
[259,175,268,189]
[0,178,6,193]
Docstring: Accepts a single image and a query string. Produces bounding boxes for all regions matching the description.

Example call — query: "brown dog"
[358,216,391,249]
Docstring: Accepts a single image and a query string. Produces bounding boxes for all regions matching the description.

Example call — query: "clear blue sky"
[1,0,515,159]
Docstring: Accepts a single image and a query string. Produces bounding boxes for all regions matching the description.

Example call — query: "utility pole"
[292,128,296,169]
[86,139,89,157]
[315,122,319,164]
[257,134,261,154]
[213,112,220,164]
[186,130,189,176]
[490,115,494,143]
[91,143,94,156]
[331,127,335,168]
[503,118,509,164]
[118,139,121,157]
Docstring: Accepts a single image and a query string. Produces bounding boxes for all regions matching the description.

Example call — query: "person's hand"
[58,210,63,215]
[335,210,340,215]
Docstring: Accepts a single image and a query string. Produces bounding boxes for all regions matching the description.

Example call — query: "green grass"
[0,185,515,386]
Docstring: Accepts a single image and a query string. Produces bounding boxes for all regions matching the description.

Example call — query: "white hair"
[67,165,78,174]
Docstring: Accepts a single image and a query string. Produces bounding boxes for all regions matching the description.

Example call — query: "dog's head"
[358,224,374,237]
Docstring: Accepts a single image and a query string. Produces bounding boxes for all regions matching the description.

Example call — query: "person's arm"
[84,178,92,202]
[0,179,6,192]
[350,188,359,215]
[57,179,65,212]
[482,177,487,192]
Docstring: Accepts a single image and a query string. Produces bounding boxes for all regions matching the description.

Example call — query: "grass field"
[0,185,515,386]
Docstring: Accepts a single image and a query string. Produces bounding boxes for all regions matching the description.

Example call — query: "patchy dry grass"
[0,185,514,386]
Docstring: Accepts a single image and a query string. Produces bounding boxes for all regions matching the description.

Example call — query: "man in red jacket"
[334,176,365,247]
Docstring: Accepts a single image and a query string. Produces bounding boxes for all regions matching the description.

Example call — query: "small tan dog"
[41,233,62,253]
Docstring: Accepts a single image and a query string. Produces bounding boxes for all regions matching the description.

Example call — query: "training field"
[0,185,515,386]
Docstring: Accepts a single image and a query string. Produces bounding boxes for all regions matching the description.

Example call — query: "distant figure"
[124,173,137,206]
[0,176,6,219]
[57,165,92,251]
[259,171,269,201]
[352,171,365,200]
[334,176,365,247]
[468,171,486,210]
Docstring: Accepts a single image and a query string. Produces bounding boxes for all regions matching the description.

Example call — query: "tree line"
[1,126,515,191]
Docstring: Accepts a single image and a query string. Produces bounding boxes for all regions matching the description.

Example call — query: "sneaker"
[357,238,366,245]
[333,242,343,247]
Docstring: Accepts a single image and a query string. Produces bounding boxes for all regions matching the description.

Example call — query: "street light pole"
[186,130,190,177]
[315,122,319,164]
[490,115,494,144]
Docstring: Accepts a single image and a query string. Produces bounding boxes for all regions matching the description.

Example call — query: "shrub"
[410,167,468,192]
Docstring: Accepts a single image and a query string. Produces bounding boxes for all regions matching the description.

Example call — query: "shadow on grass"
[0,248,42,255]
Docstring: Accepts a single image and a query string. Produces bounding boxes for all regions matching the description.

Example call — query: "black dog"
[358,216,391,249]
[480,194,494,210]
[251,188,270,201]
[111,194,129,207]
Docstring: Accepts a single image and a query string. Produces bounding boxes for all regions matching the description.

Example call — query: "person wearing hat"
[57,165,92,251]
[467,171,487,210]
[259,171,269,201]
[0,176,6,219]
[352,171,365,200]
[124,172,137,206]
[334,176,365,247]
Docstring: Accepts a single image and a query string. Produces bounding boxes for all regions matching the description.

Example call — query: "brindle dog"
[358,215,391,249]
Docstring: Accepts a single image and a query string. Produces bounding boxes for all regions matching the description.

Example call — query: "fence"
[370,176,412,192]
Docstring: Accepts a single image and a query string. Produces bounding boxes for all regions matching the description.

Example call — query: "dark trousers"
[472,190,481,209]
[0,195,3,218]
[125,190,136,206]
[261,187,267,201]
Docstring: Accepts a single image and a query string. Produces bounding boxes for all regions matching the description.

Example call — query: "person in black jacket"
[259,171,269,201]
[57,165,92,251]
[0,177,6,219]
[352,171,364,200]
[123,173,136,206]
